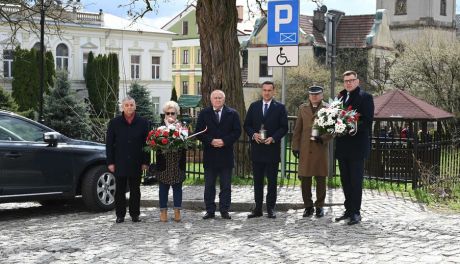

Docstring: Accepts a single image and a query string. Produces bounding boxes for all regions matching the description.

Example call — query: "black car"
[0,110,115,211]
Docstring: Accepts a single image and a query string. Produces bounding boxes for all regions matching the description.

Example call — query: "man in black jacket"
[335,71,374,225]
[106,96,149,223]
[244,81,288,219]
[195,90,242,220]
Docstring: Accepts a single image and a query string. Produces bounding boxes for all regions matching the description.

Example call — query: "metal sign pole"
[281,67,286,179]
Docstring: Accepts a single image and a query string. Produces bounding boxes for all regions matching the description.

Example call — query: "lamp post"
[38,0,46,123]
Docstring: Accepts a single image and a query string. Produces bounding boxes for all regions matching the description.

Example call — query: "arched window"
[32,42,41,51]
[56,43,69,71]
[440,0,447,16]
[395,0,407,15]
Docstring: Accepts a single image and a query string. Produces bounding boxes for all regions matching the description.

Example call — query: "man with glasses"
[195,90,242,220]
[334,71,374,225]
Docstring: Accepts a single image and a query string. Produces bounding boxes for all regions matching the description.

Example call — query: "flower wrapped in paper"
[313,97,360,137]
[145,122,195,152]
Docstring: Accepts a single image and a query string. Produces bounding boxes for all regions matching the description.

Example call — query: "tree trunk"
[196,0,250,177]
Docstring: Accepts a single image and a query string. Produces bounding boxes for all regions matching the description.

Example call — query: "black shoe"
[220,212,231,219]
[131,216,141,222]
[303,207,314,217]
[247,210,263,219]
[315,207,324,218]
[267,210,276,219]
[335,212,350,222]
[202,212,215,220]
[115,217,124,223]
[348,214,361,225]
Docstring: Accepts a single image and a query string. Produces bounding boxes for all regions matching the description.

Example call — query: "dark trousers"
[115,175,141,218]
[204,167,232,213]
[338,158,365,215]
[159,182,183,209]
[252,162,278,212]
[300,176,326,208]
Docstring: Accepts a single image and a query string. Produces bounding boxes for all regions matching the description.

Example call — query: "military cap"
[308,86,324,94]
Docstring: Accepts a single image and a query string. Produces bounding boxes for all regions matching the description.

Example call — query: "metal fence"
[156,117,460,191]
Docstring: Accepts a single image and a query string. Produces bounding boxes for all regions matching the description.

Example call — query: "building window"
[440,0,447,16]
[3,50,13,78]
[83,52,89,78]
[131,55,140,79]
[152,96,160,115]
[384,59,391,80]
[182,81,188,95]
[259,56,272,77]
[197,49,201,64]
[374,57,381,80]
[196,81,201,95]
[182,21,188,35]
[172,50,176,65]
[183,50,189,64]
[152,56,160,80]
[56,43,69,71]
[395,0,407,15]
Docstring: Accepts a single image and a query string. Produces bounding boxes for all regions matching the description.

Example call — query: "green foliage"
[43,71,91,139]
[85,52,119,119]
[171,86,178,102]
[0,86,19,112]
[11,47,55,112]
[128,83,154,120]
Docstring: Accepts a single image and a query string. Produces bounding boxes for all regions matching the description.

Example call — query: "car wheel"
[81,165,116,212]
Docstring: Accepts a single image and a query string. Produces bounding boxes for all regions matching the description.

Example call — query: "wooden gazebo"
[365,89,455,188]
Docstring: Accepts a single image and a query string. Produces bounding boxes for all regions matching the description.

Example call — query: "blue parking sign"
[267,0,299,46]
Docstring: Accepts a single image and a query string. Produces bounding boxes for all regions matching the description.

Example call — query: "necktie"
[345,92,350,103]
[215,110,220,122]
[263,103,268,117]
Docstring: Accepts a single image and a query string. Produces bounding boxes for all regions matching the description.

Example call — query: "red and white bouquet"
[145,122,193,152]
[314,97,360,137]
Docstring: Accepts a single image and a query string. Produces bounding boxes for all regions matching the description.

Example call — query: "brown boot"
[160,209,168,222]
[174,209,181,222]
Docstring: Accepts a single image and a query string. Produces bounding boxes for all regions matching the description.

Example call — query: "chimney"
[236,5,243,23]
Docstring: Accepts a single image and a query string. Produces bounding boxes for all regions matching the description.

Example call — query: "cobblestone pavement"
[1,186,460,263]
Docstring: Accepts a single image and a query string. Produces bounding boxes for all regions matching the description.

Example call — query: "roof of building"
[102,13,174,34]
[373,89,454,120]
[177,95,202,108]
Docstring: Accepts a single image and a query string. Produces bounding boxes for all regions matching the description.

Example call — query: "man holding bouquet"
[335,71,374,225]
[291,86,332,218]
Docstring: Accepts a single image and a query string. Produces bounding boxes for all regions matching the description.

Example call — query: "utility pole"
[39,0,45,123]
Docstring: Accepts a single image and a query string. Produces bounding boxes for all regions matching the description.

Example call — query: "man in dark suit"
[195,90,242,220]
[244,81,288,219]
[335,71,374,225]
[106,96,150,223]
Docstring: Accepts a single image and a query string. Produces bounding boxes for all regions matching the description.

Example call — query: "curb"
[140,200,343,212]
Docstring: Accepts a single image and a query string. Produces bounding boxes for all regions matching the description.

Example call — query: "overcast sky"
[83,0,459,29]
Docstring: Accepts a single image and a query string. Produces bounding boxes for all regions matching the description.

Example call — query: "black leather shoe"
[202,212,215,220]
[115,217,124,223]
[315,207,324,218]
[220,212,231,219]
[247,210,263,219]
[303,207,314,217]
[131,216,141,222]
[267,210,276,219]
[335,212,350,222]
[348,214,361,225]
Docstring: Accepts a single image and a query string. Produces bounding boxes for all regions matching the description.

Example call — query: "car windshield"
[0,115,49,142]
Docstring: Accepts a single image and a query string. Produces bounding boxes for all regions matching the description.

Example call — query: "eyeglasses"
[344,79,357,84]
[165,112,176,116]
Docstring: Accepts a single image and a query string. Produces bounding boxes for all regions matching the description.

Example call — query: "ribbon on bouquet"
[186,126,208,139]
[348,121,358,136]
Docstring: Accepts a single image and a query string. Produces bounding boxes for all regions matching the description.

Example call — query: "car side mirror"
[43,132,61,147]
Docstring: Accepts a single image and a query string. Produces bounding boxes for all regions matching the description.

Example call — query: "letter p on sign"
[275,5,292,32]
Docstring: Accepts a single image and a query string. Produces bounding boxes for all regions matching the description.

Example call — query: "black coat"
[335,86,374,160]
[195,105,242,169]
[244,99,288,163]
[106,113,150,178]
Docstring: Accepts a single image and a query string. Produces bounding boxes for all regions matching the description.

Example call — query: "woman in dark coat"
[156,101,187,222]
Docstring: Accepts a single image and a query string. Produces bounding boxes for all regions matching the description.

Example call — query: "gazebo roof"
[373,89,454,120]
